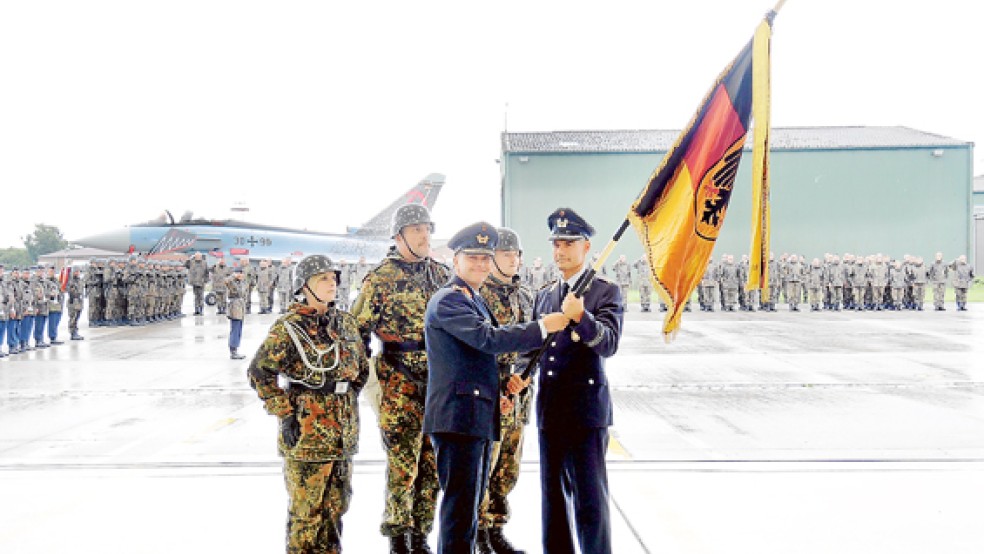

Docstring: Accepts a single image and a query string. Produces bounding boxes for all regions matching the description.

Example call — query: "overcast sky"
[1,0,980,249]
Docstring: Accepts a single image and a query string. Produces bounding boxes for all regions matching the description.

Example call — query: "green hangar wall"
[501,127,974,268]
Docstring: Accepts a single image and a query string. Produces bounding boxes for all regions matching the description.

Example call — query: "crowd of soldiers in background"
[186,252,375,317]
[0,263,84,357]
[84,256,190,326]
[519,251,977,313]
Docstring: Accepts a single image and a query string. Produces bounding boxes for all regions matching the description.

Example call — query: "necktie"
[560,282,569,305]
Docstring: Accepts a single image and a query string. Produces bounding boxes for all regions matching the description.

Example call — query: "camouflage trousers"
[278,290,290,312]
[479,422,526,529]
[808,287,822,307]
[955,287,969,304]
[88,294,103,323]
[214,290,227,312]
[377,362,438,537]
[284,458,353,554]
[890,287,904,307]
[68,307,81,333]
[192,285,205,311]
[722,286,738,309]
[912,284,926,307]
[786,283,802,307]
[932,283,946,307]
[260,287,273,311]
[127,293,143,320]
[638,284,652,310]
[871,285,885,307]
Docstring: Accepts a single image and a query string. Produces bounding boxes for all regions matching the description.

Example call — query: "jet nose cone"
[74,229,131,252]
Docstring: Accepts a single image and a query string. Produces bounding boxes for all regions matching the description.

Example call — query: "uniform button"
[547,371,554,376]
[550,342,556,347]
[588,379,595,385]
[473,389,480,396]
[548,356,555,362]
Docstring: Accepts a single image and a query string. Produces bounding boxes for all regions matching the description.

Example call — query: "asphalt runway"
[1,303,981,553]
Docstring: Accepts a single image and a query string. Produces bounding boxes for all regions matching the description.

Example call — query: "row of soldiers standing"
[192,253,374,317]
[699,252,976,312]
[84,256,190,326]
[524,254,655,312]
[0,264,82,357]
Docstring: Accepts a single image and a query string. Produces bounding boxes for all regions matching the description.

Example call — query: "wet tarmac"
[1,303,982,553]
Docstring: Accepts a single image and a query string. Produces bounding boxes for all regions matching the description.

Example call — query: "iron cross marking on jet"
[247,236,259,247]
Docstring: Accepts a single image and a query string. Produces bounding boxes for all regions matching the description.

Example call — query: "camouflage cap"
[292,254,342,295]
[495,227,522,253]
[391,203,435,238]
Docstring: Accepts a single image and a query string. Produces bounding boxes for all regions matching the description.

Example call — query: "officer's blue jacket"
[423,275,544,440]
[533,273,623,430]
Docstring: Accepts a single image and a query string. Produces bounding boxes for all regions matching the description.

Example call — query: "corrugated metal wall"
[503,146,973,267]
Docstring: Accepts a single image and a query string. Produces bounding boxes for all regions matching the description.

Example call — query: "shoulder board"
[451,284,473,299]
[593,273,615,285]
[538,279,558,292]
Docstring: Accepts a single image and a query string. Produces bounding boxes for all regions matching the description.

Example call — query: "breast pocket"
[454,381,495,431]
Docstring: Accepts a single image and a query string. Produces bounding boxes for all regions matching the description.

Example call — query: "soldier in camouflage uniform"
[718,255,740,311]
[211,258,231,315]
[6,268,22,354]
[257,259,276,314]
[187,253,209,316]
[476,228,535,554]
[633,255,652,313]
[248,254,369,554]
[610,255,632,311]
[278,257,295,314]
[242,257,257,314]
[44,266,65,343]
[125,256,143,325]
[86,259,104,326]
[525,257,548,291]
[889,260,907,310]
[0,265,7,357]
[699,259,717,311]
[908,256,929,311]
[351,204,448,554]
[868,254,889,311]
[19,268,37,350]
[928,252,949,310]
[336,260,352,311]
[806,258,824,311]
[950,255,975,311]
[31,266,50,348]
[67,269,85,340]
[785,255,805,311]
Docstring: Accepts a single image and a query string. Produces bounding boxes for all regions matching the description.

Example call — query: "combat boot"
[406,529,433,554]
[476,529,494,554]
[388,534,409,554]
[487,526,525,554]
[230,348,245,360]
[71,332,84,341]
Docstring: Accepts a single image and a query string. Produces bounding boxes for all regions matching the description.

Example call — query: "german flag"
[629,13,774,339]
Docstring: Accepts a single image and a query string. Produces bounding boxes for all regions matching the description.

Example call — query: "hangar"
[500,126,974,270]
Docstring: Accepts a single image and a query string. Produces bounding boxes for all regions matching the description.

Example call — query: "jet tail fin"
[350,173,445,237]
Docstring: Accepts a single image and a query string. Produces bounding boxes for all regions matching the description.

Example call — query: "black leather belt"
[381,339,425,353]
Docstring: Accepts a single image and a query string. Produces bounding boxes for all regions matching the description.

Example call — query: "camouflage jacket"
[256,266,277,291]
[20,279,36,316]
[0,277,8,320]
[68,276,85,310]
[248,303,369,461]
[479,274,535,426]
[45,277,64,312]
[353,252,449,354]
[928,261,949,284]
[276,265,293,293]
[187,259,208,286]
[226,277,247,320]
[211,265,231,290]
[611,260,632,286]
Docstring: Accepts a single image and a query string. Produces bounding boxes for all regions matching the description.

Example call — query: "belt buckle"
[334,381,349,394]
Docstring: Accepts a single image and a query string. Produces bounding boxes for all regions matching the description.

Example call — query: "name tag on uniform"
[334,382,350,394]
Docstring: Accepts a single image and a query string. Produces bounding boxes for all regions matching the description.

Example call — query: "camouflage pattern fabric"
[478,274,534,529]
[283,458,352,554]
[351,250,448,537]
[248,302,368,553]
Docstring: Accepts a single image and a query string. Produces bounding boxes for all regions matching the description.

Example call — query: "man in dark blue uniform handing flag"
[526,207,624,554]
[423,222,570,554]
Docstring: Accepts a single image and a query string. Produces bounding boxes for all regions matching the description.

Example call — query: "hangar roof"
[502,126,972,153]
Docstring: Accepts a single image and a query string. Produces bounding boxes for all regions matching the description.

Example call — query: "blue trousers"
[430,433,493,554]
[34,314,48,343]
[539,427,611,554]
[228,318,243,349]
[7,319,19,348]
[0,320,6,351]
[20,316,34,346]
[47,311,62,340]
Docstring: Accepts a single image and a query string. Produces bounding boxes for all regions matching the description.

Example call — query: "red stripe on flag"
[683,84,748,189]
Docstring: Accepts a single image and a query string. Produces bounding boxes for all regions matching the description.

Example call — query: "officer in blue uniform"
[530,207,624,554]
[423,222,569,554]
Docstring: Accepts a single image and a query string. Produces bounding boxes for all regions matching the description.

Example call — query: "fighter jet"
[76,174,444,262]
